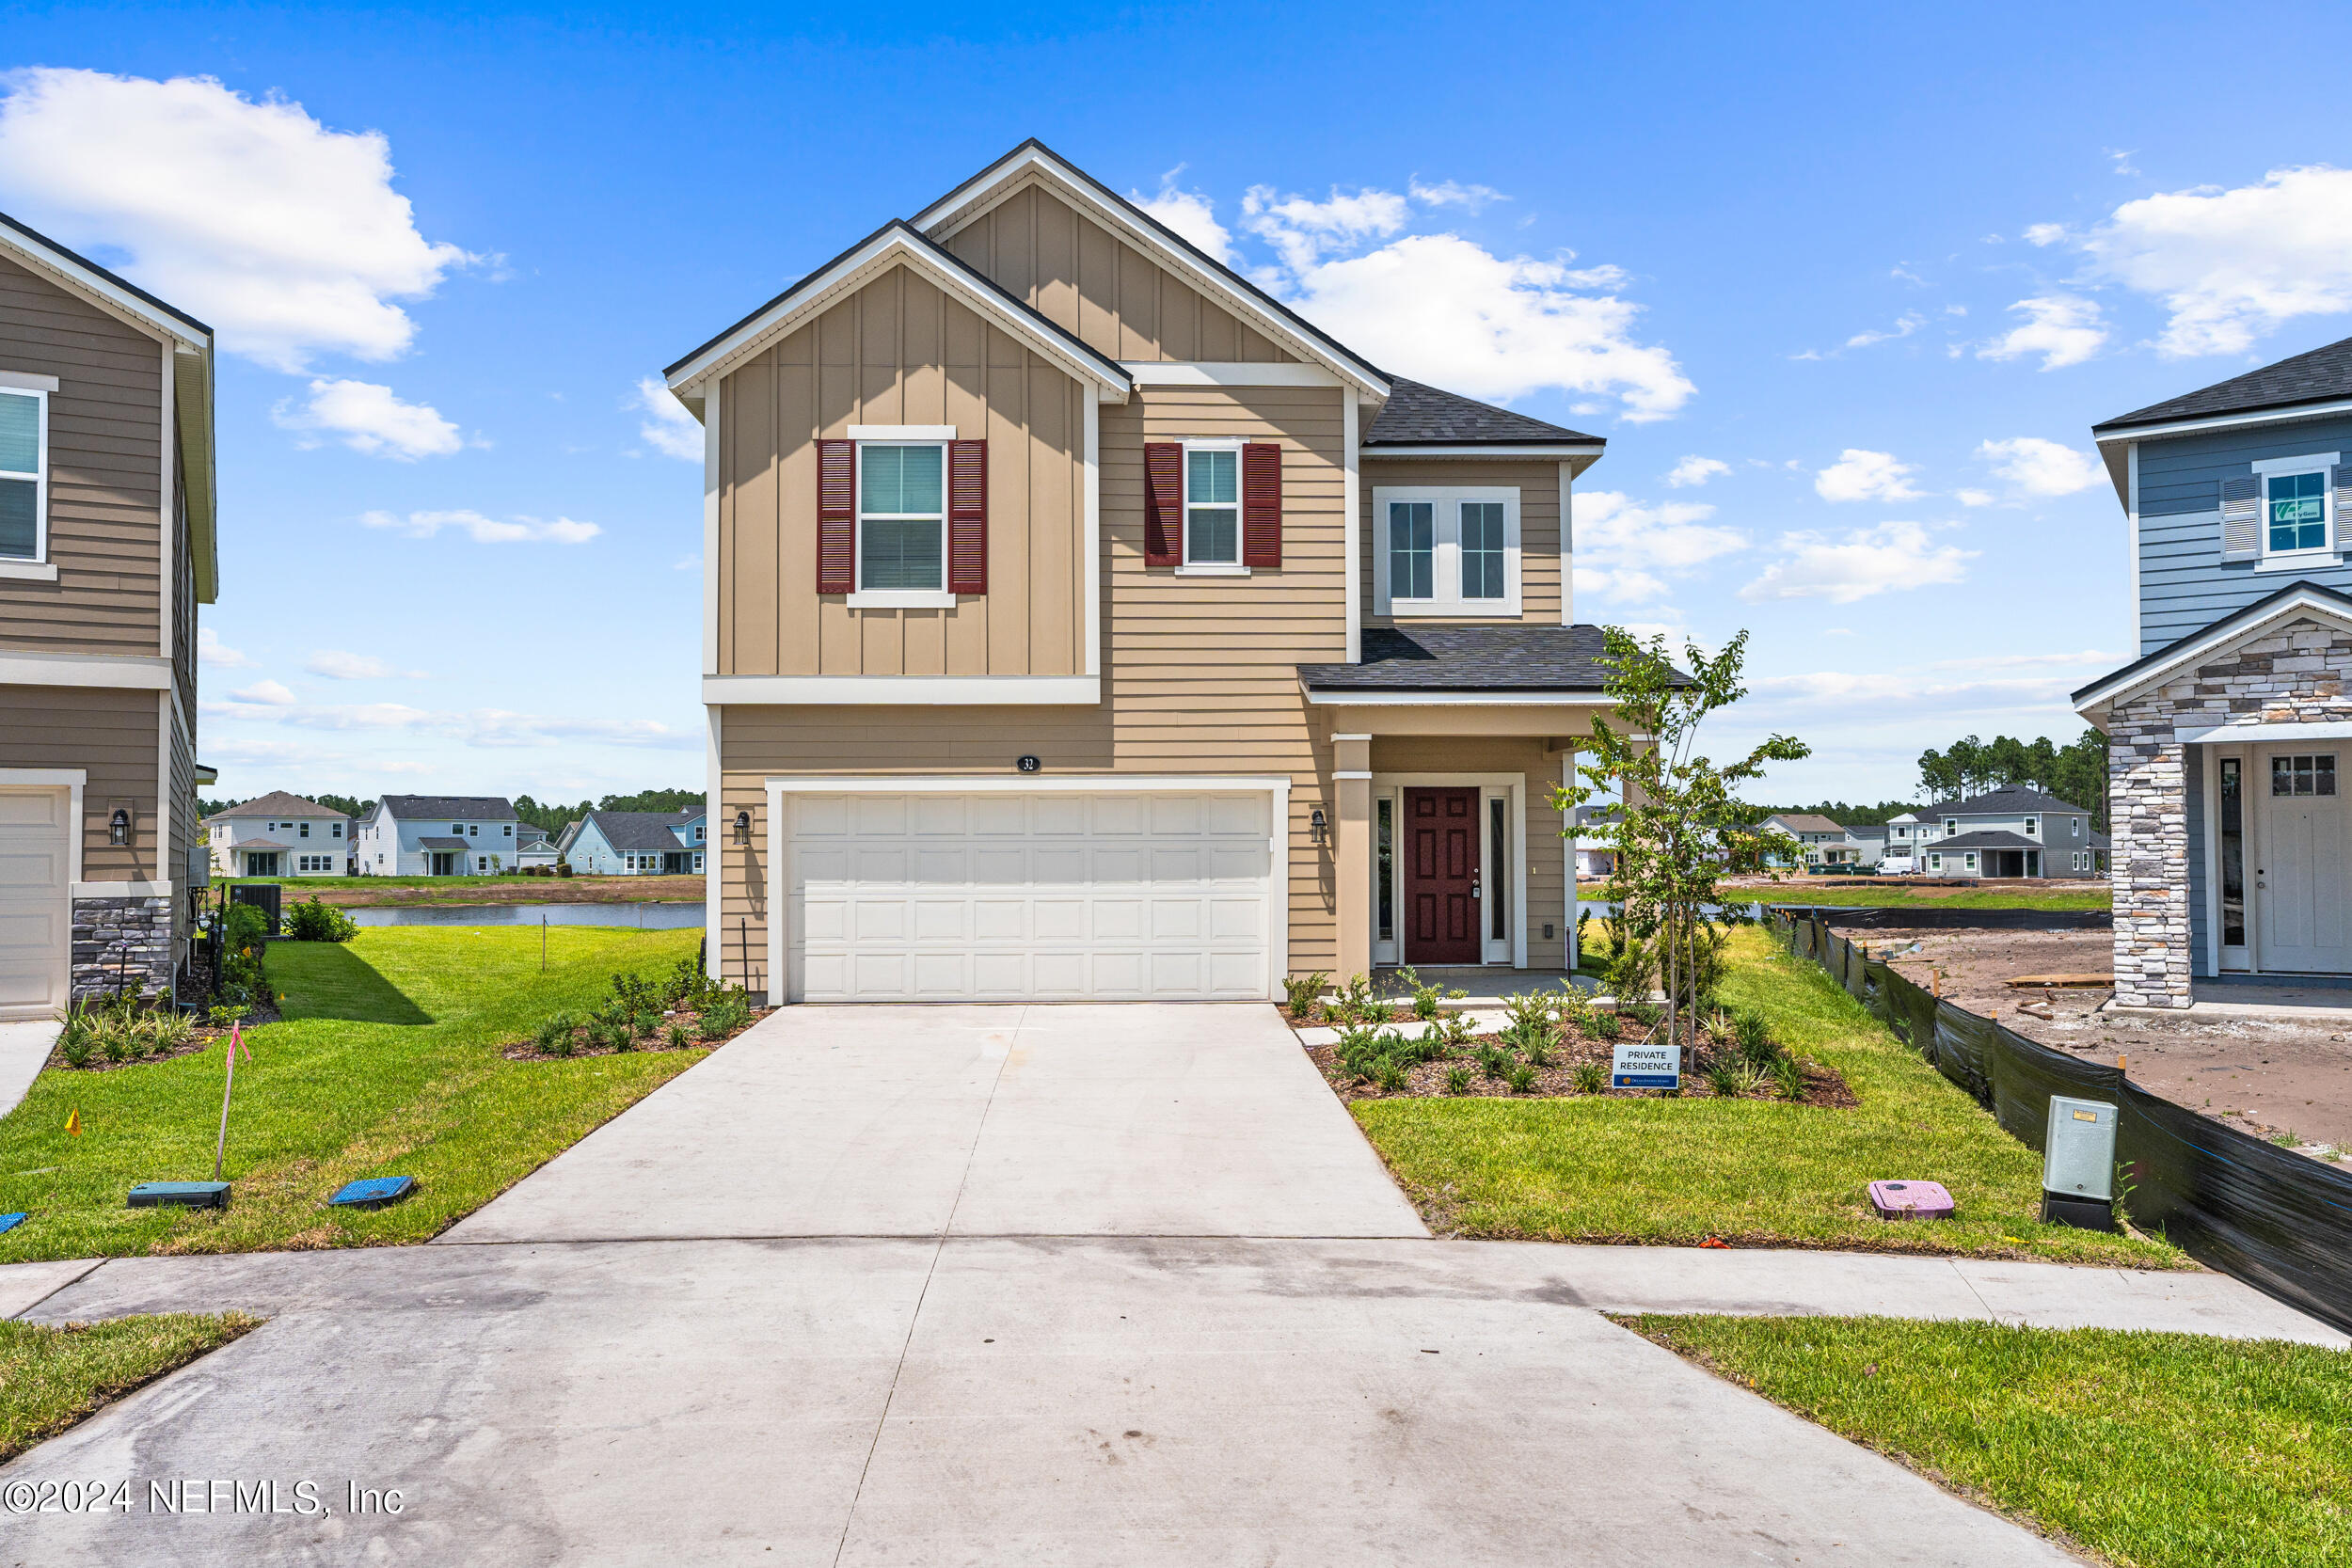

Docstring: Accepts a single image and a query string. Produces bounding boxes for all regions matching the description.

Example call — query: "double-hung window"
[2268,472,2328,554]
[1182,442,1242,571]
[0,384,47,566]
[1373,487,1521,616]
[2242,452,2342,568]
[857,441,946,598]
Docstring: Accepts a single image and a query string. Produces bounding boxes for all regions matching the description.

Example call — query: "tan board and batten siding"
[942,179,1295,364]
[1359,458,1564,626]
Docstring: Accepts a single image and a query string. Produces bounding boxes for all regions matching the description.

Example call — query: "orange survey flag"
[65,1107,80,1136]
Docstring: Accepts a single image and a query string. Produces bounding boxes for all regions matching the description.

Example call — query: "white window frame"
[0,384,49,571]
[1964,851,1979,872]
[1943,817,1959,835]
[1177,438,1248,577]
[2023,816,2038,837]
[2251,451,2340,571]
[1928,851,1943,872]
[1372,485,1522,617]
[850,435,956,608]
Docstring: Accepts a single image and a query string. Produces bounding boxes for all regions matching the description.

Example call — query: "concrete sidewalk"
[0,1018,59,1116]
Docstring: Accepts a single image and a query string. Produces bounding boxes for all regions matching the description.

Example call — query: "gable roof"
[1926,785,2092,816]
[663,218,1133,402]
[377,795,518,822]
[2094,332,2352,435]
[0,208,218,604]
[2072,579,2352,721]
[210,791,347,821]
[1298,625,1625,694]
[909,139,1390,398]
[1928,829,2046,851]
[1363,377,1602,450]
[1765,814,1843,834]
[580,808,703,853]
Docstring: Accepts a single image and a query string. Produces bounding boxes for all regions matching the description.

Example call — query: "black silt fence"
[1773,910,2352,1337]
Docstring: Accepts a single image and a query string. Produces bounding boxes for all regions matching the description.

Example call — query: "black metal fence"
[1773,909,2352,1337]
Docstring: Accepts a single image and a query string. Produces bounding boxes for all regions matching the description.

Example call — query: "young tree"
[1559,628,1811,1073]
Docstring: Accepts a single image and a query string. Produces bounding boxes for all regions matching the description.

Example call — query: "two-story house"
[1912,786,2105,879]
[2076,333,2352,1006]
[1759,814,1852,870]
[355,795,521,876]
[0,212,217,1018]
[557,808,707,875]
[206,792,351,877]
[669,141,1618,1003]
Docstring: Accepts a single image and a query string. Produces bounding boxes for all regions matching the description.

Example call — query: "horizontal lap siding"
[2137,420,2352,652]
[1359,458,1562,626]
[718,262,1086,677]
[0,686,161,879]
[944,180,1293,365]
[1372,735,1569,969]
[0,253,162,655]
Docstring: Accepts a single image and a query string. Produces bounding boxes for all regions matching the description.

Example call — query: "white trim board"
[2180,719,2352,744]
[704,674,1101,706]
[1122,361,1343,388]
[1364,444,1607,463]
[2096,398,2352,444]
[0,370,58,392]
[0,652,174,689]
[1304,688,1608,706]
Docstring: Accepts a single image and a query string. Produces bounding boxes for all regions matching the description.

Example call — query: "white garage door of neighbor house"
[0,788,72,1019]
[786,790,1275,1002]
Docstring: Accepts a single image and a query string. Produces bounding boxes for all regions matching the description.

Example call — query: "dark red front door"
[1405,787,1481,964]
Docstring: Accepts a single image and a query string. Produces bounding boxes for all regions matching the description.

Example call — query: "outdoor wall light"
[1310,807,1327,847]
[733,809,752,845]
[109,807,131,846]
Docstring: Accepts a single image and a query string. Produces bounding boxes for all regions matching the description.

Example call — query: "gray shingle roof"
[1298,625,1626,691]
[1929,786,2094,816]
[1362,378,1602,447]
[1929,830,2045,851]
[210,791,347,820]
[418,835,471,851]
[2095,332,2352,432]
[376,795,517,822]
[583,809,704,853]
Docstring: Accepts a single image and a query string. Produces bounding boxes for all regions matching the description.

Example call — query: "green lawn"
[1352,927,2181,1265]
[2,1313,261,1463]
[1627,1314,2351,1568]
[0,927,711,1261]
[1746,883,2110,911]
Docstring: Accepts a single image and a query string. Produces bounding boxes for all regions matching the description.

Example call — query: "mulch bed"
[501,1002,771,1062]
[1305,1025,1857,1108]
[45,1003,284,1073]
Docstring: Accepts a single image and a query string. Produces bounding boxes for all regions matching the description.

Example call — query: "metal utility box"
[2042,1097,2119,1230]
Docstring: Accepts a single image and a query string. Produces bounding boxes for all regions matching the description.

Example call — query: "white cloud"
[1130,171,1236,264]
[306,649,424,680]
[229,678,295,705]
[1406,178,1506,212]
[1740,521,1976,604]
[359,509,599,545]
[1814,449,1921,503]
[197,627,254,668]
[1977,436,2106,498]
[1956,487,1996,508]
[275,379,460,459]
[1241,184,1411,272]
[1977,294,2107,370]
[1663,455,1729,488]
[1571,490,1747,604]
[632,375,701,461]
[0,68,473,372]
[1845,311,1924,349]
[218,698,690,750]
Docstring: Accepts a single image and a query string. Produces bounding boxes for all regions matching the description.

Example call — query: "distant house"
[516,833,559,870]
[1843,823,1890,866]
[1571,803,1618,879]
[558,808,707,875]
[1760,814,1857,870]
[1915,787,2106,879]
[355,795,522,876]
[206,792,352,878]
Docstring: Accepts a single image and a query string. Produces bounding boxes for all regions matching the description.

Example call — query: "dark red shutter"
[1143,441,1181,566]
[1242,442,1281,568]
[947,439,987,594]
[817,438,855,594]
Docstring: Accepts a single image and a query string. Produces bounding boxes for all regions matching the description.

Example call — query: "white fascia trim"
[705,674,1102,705]
[2125,441,2140,653]
[72,880,172,897]
[1343,392,1361,664]
[1364,444,1607,460]
[2073,587,2352,715]
[665,228,1130,401]
[0,370,59,391]
[1083,394,1102,677]
[2178,718,2352,744]
[912,150,1387,399]
[1559,460,1575,627]
[1122,361,1342,388]
[158,340,173,662]
[702,378,721,674]
[1305,688,1608,706]
[849,423,958,440]
[0,225,206,354]
[0,652,174,689]
[2096,399,2352,444]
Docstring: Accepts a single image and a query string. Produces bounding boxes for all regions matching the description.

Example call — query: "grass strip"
[2,1312,262,1463]
[1623,1313,2351,1568]
[1351,927,2182,1265]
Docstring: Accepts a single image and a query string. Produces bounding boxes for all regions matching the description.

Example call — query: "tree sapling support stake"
[214,1022,251,1182]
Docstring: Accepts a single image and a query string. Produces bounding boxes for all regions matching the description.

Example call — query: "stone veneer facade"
[2106,613,2352,1008]
[71,895,175,1004]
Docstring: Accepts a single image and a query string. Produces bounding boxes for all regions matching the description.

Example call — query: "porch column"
[1333,733,1373,981]
[2108,714,2192,1008]
[1562,745,1579,972]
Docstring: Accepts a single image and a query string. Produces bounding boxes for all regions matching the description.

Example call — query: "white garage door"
[0,787,72,1020]
[785,789,1275,1002]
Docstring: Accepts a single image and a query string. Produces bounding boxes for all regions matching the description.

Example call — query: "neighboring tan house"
[0,211,217,1018]
[668,140,1614,1002]
[206,792,351,877]
[558,808,707,875]
[1915,786,2106,879]
[355,795,521,876]
[2076,333,2352,1005]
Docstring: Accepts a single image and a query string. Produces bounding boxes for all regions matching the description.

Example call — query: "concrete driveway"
[442,1004,1426,1243]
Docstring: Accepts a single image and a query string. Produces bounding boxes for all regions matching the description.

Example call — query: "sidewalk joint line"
[8,1258,109,1321]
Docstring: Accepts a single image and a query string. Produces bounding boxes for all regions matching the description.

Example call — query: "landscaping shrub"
[1444,1065,1473,1095]
[1360,997,1397,1025]
[1622,1001,1662,1028]
[630,1010,660,1040]
[222,902,268,952]
[1376,1061,1410,1092]
[1772,1054,1808,1101]
[283,897,358,942]
[1475,1043,1512,1079]
[1571,1060,1609,1095]
[1706,1055,1750,1098]
[1504,1063,1538,1095]
[534,1012,577,1053]
[696,990,750,1041]
[664,1022,690,1049]
[1280,971,1327,1015]
[1588,1009,1622,1041]
[1440,1012,1479,1047]
[1735,1010,1779,1068]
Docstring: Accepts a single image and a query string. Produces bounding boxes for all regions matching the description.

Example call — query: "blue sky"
[8,2,2352,806]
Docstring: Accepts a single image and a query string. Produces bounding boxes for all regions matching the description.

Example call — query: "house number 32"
[1017,755,1041,773]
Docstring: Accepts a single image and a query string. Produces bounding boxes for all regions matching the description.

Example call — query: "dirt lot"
[1837,922,2352,1159]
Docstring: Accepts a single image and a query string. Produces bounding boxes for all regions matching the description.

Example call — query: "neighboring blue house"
[354,795,522,876]
[2076,335,2352,1007]
[559,808,707,875]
